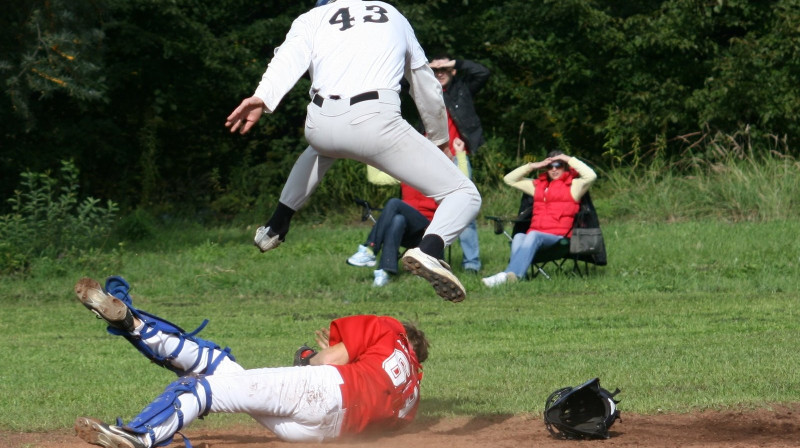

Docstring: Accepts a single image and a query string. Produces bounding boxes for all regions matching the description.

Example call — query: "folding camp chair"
[486,192,606,280]
[354,197,382,223]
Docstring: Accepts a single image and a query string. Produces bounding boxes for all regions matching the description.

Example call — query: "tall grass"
[595,130,800,222]
[598,154,800,222]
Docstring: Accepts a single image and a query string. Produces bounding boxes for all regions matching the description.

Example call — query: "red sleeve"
[329,315,391,362]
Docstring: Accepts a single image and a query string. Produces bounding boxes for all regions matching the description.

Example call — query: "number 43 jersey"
[254,0,429,110]
[329,315,423,434]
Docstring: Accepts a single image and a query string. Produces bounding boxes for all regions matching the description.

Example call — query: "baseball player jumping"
[72,276,428,448]
[226,0,481,302]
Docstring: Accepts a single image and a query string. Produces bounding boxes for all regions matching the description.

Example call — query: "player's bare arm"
[310,342,349,366]
[315,328,330,349]
[225,96,266,134]
[428,58,456,70]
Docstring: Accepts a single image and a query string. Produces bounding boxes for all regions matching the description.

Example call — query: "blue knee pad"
[104,276,235,376]
[123,375,212,448]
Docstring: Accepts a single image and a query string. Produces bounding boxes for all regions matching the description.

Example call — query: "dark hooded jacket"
[441,59,490,154]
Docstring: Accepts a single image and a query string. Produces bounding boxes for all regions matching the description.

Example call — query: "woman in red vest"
[482,151,597,287]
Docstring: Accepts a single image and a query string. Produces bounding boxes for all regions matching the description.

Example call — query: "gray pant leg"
[278,145,336,211]
[369,132,481,246]
[304,90,481,246]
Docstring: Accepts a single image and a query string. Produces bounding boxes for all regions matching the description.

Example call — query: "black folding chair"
[353,197,381,223]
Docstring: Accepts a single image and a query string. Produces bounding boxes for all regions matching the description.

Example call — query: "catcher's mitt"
[293,345,318,366]
[544,377,620,440]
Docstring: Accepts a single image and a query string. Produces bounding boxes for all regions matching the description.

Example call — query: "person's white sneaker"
[482,272,518,287]
[401,247,465,302]
[254,226,282,252]
[373,269,390,287]
[347,245,377,267]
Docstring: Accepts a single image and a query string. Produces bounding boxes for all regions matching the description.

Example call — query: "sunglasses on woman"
[547,162,564,170]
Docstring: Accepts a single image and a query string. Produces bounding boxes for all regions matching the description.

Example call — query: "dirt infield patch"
[3,406,799,448]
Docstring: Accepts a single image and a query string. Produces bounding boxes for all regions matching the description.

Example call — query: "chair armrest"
[485,216,506,235]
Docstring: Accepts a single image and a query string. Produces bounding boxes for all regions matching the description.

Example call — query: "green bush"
[114,207,157,242]
[0,160,119,274]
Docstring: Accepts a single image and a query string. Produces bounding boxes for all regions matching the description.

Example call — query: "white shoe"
[373,269,390,287]
[401,247,465,302]
[348,245,377,267]
[482,272,517,287]
[254,226,282,252]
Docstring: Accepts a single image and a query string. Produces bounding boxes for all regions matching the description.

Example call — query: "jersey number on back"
[382,349,411,387]
[329,6,389,31]
[382,349,420,419]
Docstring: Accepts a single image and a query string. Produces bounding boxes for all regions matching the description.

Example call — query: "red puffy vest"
[529,170,580,237]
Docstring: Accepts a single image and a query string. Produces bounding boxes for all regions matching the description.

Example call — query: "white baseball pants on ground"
[135,328,345,444]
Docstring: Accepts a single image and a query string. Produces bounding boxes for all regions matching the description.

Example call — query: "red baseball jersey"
[329,315,423,435]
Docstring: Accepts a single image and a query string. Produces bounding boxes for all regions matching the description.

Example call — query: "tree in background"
[1,0,108,208]
[1,0,107,128]
[452,0,800,163]
[2,0,799,221]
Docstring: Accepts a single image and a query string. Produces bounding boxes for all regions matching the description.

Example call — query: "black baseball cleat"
[74,278,135,332]
[402,248,466,302]
[75,417,146,448]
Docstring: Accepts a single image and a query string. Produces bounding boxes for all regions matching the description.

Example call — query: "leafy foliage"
[0,0,107,129]
[0,160,118,274]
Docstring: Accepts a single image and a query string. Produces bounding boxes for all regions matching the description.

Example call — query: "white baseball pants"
[134,327,345,444]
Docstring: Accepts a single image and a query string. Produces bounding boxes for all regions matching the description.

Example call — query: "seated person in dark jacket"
[482,150,597,287]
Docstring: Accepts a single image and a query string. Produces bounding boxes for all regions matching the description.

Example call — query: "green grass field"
[2,218,799,432]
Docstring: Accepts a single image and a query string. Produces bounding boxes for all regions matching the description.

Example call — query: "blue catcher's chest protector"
[104,276,234,376]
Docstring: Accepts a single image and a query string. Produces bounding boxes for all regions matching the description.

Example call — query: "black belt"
[312,91,379,107]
